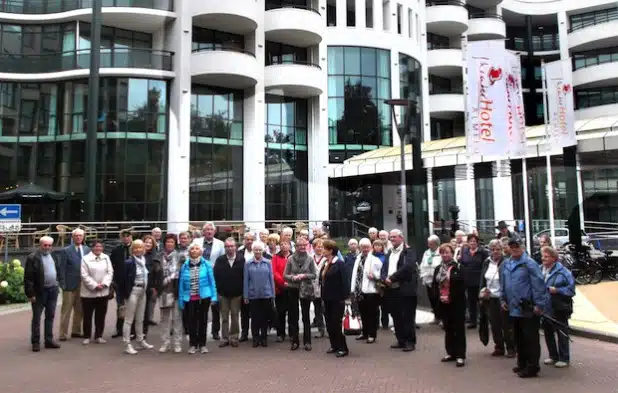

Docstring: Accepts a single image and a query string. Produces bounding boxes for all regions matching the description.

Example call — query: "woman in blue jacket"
[178,243,218,354]
[540,246,575,369]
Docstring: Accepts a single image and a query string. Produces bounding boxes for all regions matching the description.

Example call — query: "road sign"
[0,221,21,233]
[0,204,21,220]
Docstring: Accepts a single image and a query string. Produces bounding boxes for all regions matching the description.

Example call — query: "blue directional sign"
[0,204,21,220]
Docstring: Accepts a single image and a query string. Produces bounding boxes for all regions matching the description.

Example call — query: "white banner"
[545,59,576,148]
[466,41,527,157]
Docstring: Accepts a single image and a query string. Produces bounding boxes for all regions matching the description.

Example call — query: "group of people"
[23,221,576,378]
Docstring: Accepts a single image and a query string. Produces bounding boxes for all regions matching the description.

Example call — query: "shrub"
[0,261,28,304]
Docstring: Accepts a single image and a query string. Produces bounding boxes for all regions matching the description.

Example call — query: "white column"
[427,167,434,234]
[374,0,383,30]
[522,158,532,251]
[166,0,192,234]
[557,11,570,60]
[355,0,366,28]
[492,160,515,228]
[465,162,477,231]
[391,48,402,146]
[336,0,347,27]
[454,163,476,232]
[576,153,585,230]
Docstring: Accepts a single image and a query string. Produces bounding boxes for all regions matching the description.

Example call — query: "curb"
[569,326,618,344]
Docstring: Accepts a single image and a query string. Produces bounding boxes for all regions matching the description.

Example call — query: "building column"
[492,160,515,230]
[454,163,476,232]
[557,11,570,60]
[166,1,192,234]
[576,153,585,229]
[427,167,434,234]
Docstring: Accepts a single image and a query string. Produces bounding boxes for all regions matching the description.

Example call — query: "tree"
[335,79,385,145]
[128,87,162,133]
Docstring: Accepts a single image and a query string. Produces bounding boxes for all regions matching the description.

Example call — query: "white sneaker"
[159,343,170,353]
[185,334,190,341]
[544,358,556,365]
[95,338,106,344]
[136,340,154,350]
[124,343,138,355]
[200,346,209,354]
[188,346,197,354]
[82,339,90,345]
[173,345,182,353]
[554,361,569,368]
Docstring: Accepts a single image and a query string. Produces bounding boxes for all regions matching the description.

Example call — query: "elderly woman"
[453,230,466,260]
[80,239,113,345]
[178,243,218,354]
[533,235,552,264]
[458,233,489,329]
[541,246,575,369]
[142,235,160,332]
[350,238,383,343]
[420,235,442,324]
[266,233,280,257]
[158,234,182,353]
[120,240,155,355]
[243,242,276,348]
[479,239,515,357]
[321,240,351,357]
[311,238,327,338]
[272,239,292,342]
[434,243,466,367]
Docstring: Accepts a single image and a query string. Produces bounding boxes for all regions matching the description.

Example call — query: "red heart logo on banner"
[507,74,517,87]
[488,67,503,85]
[563,84,572,93]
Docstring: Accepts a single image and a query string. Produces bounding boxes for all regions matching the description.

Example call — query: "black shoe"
[111,331,122,338]
[45,341,60,349]
[355,335,367,341]
[512,366,522,374]
[290,342,300,351]
[304,343,312,351]
[416,324,421,329]
[252,340,259,348]
[456,359,465,367]
[335,350,349,358]
[212,333,220,341]
[402,344,416,352]
[518,370,538,379]
[261,339,268,347]
[239,335,248,342]
[310,321,317,328]
[390,342,404,349]
[71,333,82,339]
[326,348,336,354]
[441,356,455,362]
[276,336,284,343]
[32,343,40,352]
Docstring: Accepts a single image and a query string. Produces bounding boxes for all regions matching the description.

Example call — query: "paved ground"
[1,304,617,393]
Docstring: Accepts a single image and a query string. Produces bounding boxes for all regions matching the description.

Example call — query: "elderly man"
[382,229,419,352]
[343,239,359,275]
[24,236,61,352]
[368,227,379,242]
[379,230,392,252]
[192,222,224,340]
[237,232,255,341]
[111,229,133,338]
[213,238,244,347]
[151,227,162,251]
[58,228,90,341]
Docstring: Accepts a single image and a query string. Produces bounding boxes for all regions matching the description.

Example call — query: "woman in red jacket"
[272,240,292,342]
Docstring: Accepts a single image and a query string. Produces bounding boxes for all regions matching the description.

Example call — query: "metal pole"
[85,0,102,221]
[541,59,556,242]
[4,239,8,264]
[399,133,409,244]
[522,158,532,252]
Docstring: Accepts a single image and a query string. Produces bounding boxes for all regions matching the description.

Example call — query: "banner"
[466,41,527,157]
[545,59,576,148]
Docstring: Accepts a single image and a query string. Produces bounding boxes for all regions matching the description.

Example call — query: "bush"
[0,261,28,304]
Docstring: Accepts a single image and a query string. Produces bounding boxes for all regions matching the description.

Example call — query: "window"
[383,0,390,31]
[265,41,308,65]
[573,47,618,70]
[265,149,308,220]
[191,86,243,140]
[408,8,413,38]
[265,95,308,146]
[347,0,356,26]
[327,0,336,26]
[366,0,374,28]
[397,4,402,34]
[575,86,618,109]
[192,27,246,53]
[570,7,618,31]
[427,33,449,50]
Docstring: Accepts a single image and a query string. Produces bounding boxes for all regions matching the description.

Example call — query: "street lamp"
[385,99,420,245]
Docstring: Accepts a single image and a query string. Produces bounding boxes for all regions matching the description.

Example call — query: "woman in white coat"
[350,238,383,343]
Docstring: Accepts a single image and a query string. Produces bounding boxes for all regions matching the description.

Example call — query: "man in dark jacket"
[24,236,61,352]
[383,229,419,352]
[110,229,133,338]
[213,238,245,347]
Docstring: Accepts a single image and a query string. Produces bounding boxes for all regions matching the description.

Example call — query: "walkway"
[0,305,617,393]
[571,282,618,338]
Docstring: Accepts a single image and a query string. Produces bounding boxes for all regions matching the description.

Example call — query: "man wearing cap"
[500,237,548,379]
[496,221,518,240]
[111,229,133,338]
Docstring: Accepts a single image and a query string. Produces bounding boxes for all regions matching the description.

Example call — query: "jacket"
[383,246,419,297]
[419,248,441,287]
[120,256,163,302]
[544,261,576,316]
[350,253,383,294]
[343,251,359,277]
[458,246,489,288]
[191,237,225,265]
[500,252,549,317]
[243,259,275,300]
[272,252,291,295]
[283,252,317,299]
[110,242,131,287]
[432,262,466,312]
[213,254,244,298]
[159,250,179,296]
[178,257,218,310]
[319,257,351,301]
[59,244,90,291]
[80,252,113,298]
[479,256,505,297]
[24,251,60,298]
[312,254,327,298]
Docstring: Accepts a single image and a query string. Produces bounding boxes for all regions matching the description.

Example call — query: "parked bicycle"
[560,243,603,285]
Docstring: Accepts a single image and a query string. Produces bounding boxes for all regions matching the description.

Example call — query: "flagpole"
[522,157,531,252]
[541,59,556,243]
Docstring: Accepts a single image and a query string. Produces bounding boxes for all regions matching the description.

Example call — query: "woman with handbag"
[158,234,182,353]
[80,239,114,345]
[434,243,466,367]
[350,238,383,343]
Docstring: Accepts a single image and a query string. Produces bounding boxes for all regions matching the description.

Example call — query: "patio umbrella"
[0,183,67,202]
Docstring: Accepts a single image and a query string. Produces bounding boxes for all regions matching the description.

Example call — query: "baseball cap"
[508,236,522,247]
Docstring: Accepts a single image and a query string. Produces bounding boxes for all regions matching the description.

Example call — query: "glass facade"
[265,95,308,220]
[569,7,618,32]
[575,86,618,109]
[0,0,173,14]
[327,46,391,161]
[192,28,247,54]
[432,167,456,224]
[580,151,618,223]
[0,78,169,221]
[189,86,244,221]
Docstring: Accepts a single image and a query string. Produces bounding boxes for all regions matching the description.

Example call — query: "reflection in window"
[192,27,246,53]
[191,86,243,139]
[432,167,456,223]
[399,53,423,140]
[265,41,309,65]
[265,148,308,220]
[265,95,307,145]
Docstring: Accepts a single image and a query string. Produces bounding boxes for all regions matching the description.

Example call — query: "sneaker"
[185,334,190,341]
[82,339,90,345]
[159,343,170,353]
[187,346,197,354]
[456,358,465,367]
[200,346,209,354]
[554,361,569,368]
[136,340,154,350]
[543,358,556,365]
[95,338,106,344]
[124,344,138,355]
[173,345,182,353]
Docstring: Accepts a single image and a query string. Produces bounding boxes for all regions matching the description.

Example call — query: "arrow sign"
[0,204,21,220]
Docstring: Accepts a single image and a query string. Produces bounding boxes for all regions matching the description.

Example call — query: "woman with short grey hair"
[420,235,442,324]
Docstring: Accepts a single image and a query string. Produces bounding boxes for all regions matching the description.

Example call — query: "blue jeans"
[31,286,59,344]
[542,312,570,363]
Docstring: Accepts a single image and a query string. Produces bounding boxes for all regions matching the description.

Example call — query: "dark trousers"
[313,298,325,331]
[287,288,312,345]
[211,302,220,336]
[466,286,479,324]
[543,312,570,363]
[31,286,59,344]
[324,299,348,353]
[81,297,108,339]
[358,293,380,338]
[442,302,466,359]
[487,298,515,352]
[426,285,439,320]
[389,292,417,346]
[249,299,272,342]
[275,290,289,338]
[114,285,124,334]
[241,301,250,337]
[513,316,541,374]
[379,297,389,328]
[186,298,210,347]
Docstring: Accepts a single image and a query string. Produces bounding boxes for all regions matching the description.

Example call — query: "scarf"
[438,260,457,304]
[354,254,367,298]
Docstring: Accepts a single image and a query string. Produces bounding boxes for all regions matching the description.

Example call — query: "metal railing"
[0,48,174,74]
[426,0,466,6]
[266,58,321,69]
[469,12,503,20]
[0,0,174,13]
[572,47,618,71]
[568,11,618,33]
[191,46,256,57]
[265,2,320,14]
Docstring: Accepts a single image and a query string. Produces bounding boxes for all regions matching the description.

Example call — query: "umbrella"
[478,301,489,346]
[0,183,67,202]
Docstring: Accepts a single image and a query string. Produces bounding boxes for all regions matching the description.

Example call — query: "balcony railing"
[266,58,321,69]
[469,12,503,20]
[0,0,173,13]
[426,0,466,6]
[265,1,320,14]
[430,87,464,94]
[569,11,618,33]
[573,47,618,70]
[0,48,174,74]
[191,45,256,57]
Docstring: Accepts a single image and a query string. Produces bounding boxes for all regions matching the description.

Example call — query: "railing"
[191,46,256,57]
[568,12,618,33]
[266,58,321,69]
[0,48,174,74]
[0,0,174,13]
[265,2,320,14]
[469,12,503,20]
[573,47,618,71]
[426,0,466,6]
